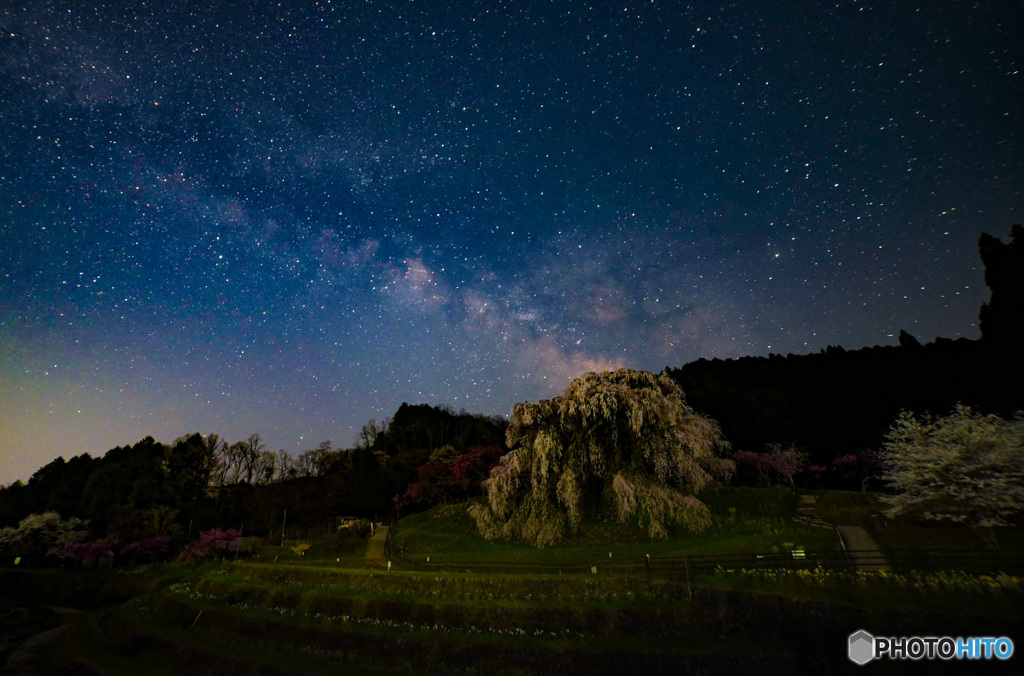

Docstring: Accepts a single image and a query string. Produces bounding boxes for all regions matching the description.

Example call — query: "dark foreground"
[1,564,1020,676]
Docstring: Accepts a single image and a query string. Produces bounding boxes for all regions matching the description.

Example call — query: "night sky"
[1,0,1021,485]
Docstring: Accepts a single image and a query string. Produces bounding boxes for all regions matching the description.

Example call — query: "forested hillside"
[0,404,508,540]
[669,225,1024,465]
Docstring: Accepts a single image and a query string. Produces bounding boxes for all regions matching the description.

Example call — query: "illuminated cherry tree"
[881,405,1024,535]
[470,369,733,547]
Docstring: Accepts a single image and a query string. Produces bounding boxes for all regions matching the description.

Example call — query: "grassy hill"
[3,487,1022,675]
[389,487,834,569]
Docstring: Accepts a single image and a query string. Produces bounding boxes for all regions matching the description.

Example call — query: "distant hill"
[0,403,508,532]
[667,225,1024,465]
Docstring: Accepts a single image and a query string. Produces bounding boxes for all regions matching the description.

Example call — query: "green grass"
[217,561,696,606]
[247,528,373,567]
[11,487,1024,675]
[42,564,775,675]
[809,488,1024,552]
[44,555,1022,675]
[806,489,884,527]
[388,488,834,568]
[703,566,1023,617]
[702,485,799,518]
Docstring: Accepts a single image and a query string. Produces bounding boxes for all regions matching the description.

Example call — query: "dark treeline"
[3,225,1021,540]
[668,225,1024,468]
[360,403,507,457]
[0,404,508,542]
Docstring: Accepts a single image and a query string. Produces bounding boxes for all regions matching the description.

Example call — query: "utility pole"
[281,509,287,547]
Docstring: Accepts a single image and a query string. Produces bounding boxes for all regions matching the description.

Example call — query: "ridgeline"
[667,224,1024,466]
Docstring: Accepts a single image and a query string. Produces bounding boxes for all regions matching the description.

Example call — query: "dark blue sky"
[2,0,1021,484]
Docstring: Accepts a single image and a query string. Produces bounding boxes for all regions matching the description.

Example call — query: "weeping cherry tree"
[470,369,734,547]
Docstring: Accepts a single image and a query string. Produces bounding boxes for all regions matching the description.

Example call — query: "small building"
[336,516,368,532]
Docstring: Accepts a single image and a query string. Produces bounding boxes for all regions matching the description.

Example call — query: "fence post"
[834,525,847,552]
[685,556,692,601]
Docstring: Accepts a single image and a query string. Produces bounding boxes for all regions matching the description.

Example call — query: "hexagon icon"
[848,630,875,665]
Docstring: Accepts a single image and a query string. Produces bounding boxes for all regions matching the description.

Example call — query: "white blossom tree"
[0,511,89,560]
[470,369,734,547]
[880,405,1024,539]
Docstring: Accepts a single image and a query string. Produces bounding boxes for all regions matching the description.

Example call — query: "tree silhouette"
[979,224,1024,345]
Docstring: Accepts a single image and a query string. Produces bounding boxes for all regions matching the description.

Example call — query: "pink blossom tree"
[177,528,241,562]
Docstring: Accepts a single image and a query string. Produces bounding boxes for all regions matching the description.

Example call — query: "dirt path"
[797,493,891,571]
[835,525,891,571]
[364,526,390,564]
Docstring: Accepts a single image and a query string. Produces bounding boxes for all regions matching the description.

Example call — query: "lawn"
[387,487,838,571]
[812,489,1024,553]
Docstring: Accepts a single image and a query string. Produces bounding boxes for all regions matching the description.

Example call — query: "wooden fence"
[379,548,1024,577]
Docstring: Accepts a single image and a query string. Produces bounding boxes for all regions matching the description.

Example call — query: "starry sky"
[1,0,1021,485]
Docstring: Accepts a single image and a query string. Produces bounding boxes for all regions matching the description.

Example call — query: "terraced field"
[41,563,799,674]
[16,560,1014,675]
[5,490,1022,674]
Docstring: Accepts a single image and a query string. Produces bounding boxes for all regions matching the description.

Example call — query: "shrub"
[178,528,242,562]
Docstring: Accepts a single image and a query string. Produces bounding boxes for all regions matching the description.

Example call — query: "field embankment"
[3,488,1021,675]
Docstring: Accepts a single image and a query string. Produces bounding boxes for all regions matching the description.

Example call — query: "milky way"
[1,0,1021,484]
